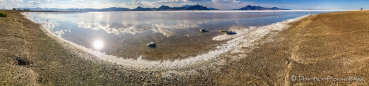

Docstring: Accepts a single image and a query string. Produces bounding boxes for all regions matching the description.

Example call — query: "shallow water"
[25,11,330,60]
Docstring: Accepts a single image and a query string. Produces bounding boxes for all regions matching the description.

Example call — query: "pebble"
[225,31,237,35]
[147,42,156,47]
[199,29,207,32]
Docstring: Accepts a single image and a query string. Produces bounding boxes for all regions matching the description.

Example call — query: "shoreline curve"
[23,12,309,71]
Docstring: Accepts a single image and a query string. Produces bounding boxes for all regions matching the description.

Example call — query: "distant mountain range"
[235,5,290,10]
[17,7,130,12]
[16,4,218,11]
[16,5,289,12]
[132,4,218,11]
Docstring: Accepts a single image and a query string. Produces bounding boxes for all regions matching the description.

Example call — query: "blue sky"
[1,0,368,10]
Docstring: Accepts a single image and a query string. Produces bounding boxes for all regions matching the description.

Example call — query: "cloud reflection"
[55,30,65,38]
[151,23,199,37]
[76,20,200,37]
[77,21,152,34]
[26,12,235,38]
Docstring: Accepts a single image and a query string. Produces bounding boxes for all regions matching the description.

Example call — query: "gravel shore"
[1,10,368,85]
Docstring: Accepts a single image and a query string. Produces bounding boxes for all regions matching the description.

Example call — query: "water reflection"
[24,11,323,60]
[54,30,65,38]
[151,23,199,37]
[76,20,200,37]
[92,39,104,50]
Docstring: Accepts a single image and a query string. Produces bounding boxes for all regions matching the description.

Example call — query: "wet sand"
[210,10,369,85]
[1,10,369,85]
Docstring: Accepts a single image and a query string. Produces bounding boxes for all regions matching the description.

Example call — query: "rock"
[147,42,156,47]
[221,30,237,35]
[199,29,207,32]
[226,31,237,35]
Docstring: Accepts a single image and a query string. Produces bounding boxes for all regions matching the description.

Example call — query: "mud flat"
[1,10,368,85]
[209,10,369,85]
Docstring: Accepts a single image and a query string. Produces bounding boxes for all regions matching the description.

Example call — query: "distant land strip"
[13,4,289,12]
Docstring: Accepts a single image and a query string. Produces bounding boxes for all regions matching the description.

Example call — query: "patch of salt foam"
[28,13,308,71]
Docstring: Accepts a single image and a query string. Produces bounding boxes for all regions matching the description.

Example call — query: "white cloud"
[30,1,42,5]
[212,0,239,3]
[0,0,23,3]
[11,0,23,3]
[132,0,140,3]
[183,0,205,2]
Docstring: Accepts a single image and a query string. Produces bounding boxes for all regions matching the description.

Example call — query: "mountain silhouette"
[19,5,218,11]
[133,4,215,11]
[236,5,290,10]
[185,4,210,10]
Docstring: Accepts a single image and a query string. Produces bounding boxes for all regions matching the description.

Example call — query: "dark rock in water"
[199,29,207,32]
[220,30,236,35]
[225,31,237,35]
[147,42,156,47]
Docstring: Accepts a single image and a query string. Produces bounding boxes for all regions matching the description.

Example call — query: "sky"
[0,0,368,10]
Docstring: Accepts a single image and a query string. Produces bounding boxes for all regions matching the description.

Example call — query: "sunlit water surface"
[25,11,331,60]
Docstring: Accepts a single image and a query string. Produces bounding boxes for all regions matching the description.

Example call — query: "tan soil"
[210,11,369,85]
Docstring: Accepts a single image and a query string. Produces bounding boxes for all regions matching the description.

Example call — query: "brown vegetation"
[0,11,7,17]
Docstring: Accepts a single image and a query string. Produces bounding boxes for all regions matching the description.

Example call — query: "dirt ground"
[1,10,369,85]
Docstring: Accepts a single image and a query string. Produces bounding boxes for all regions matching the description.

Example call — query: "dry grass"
[0,11,7,17]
